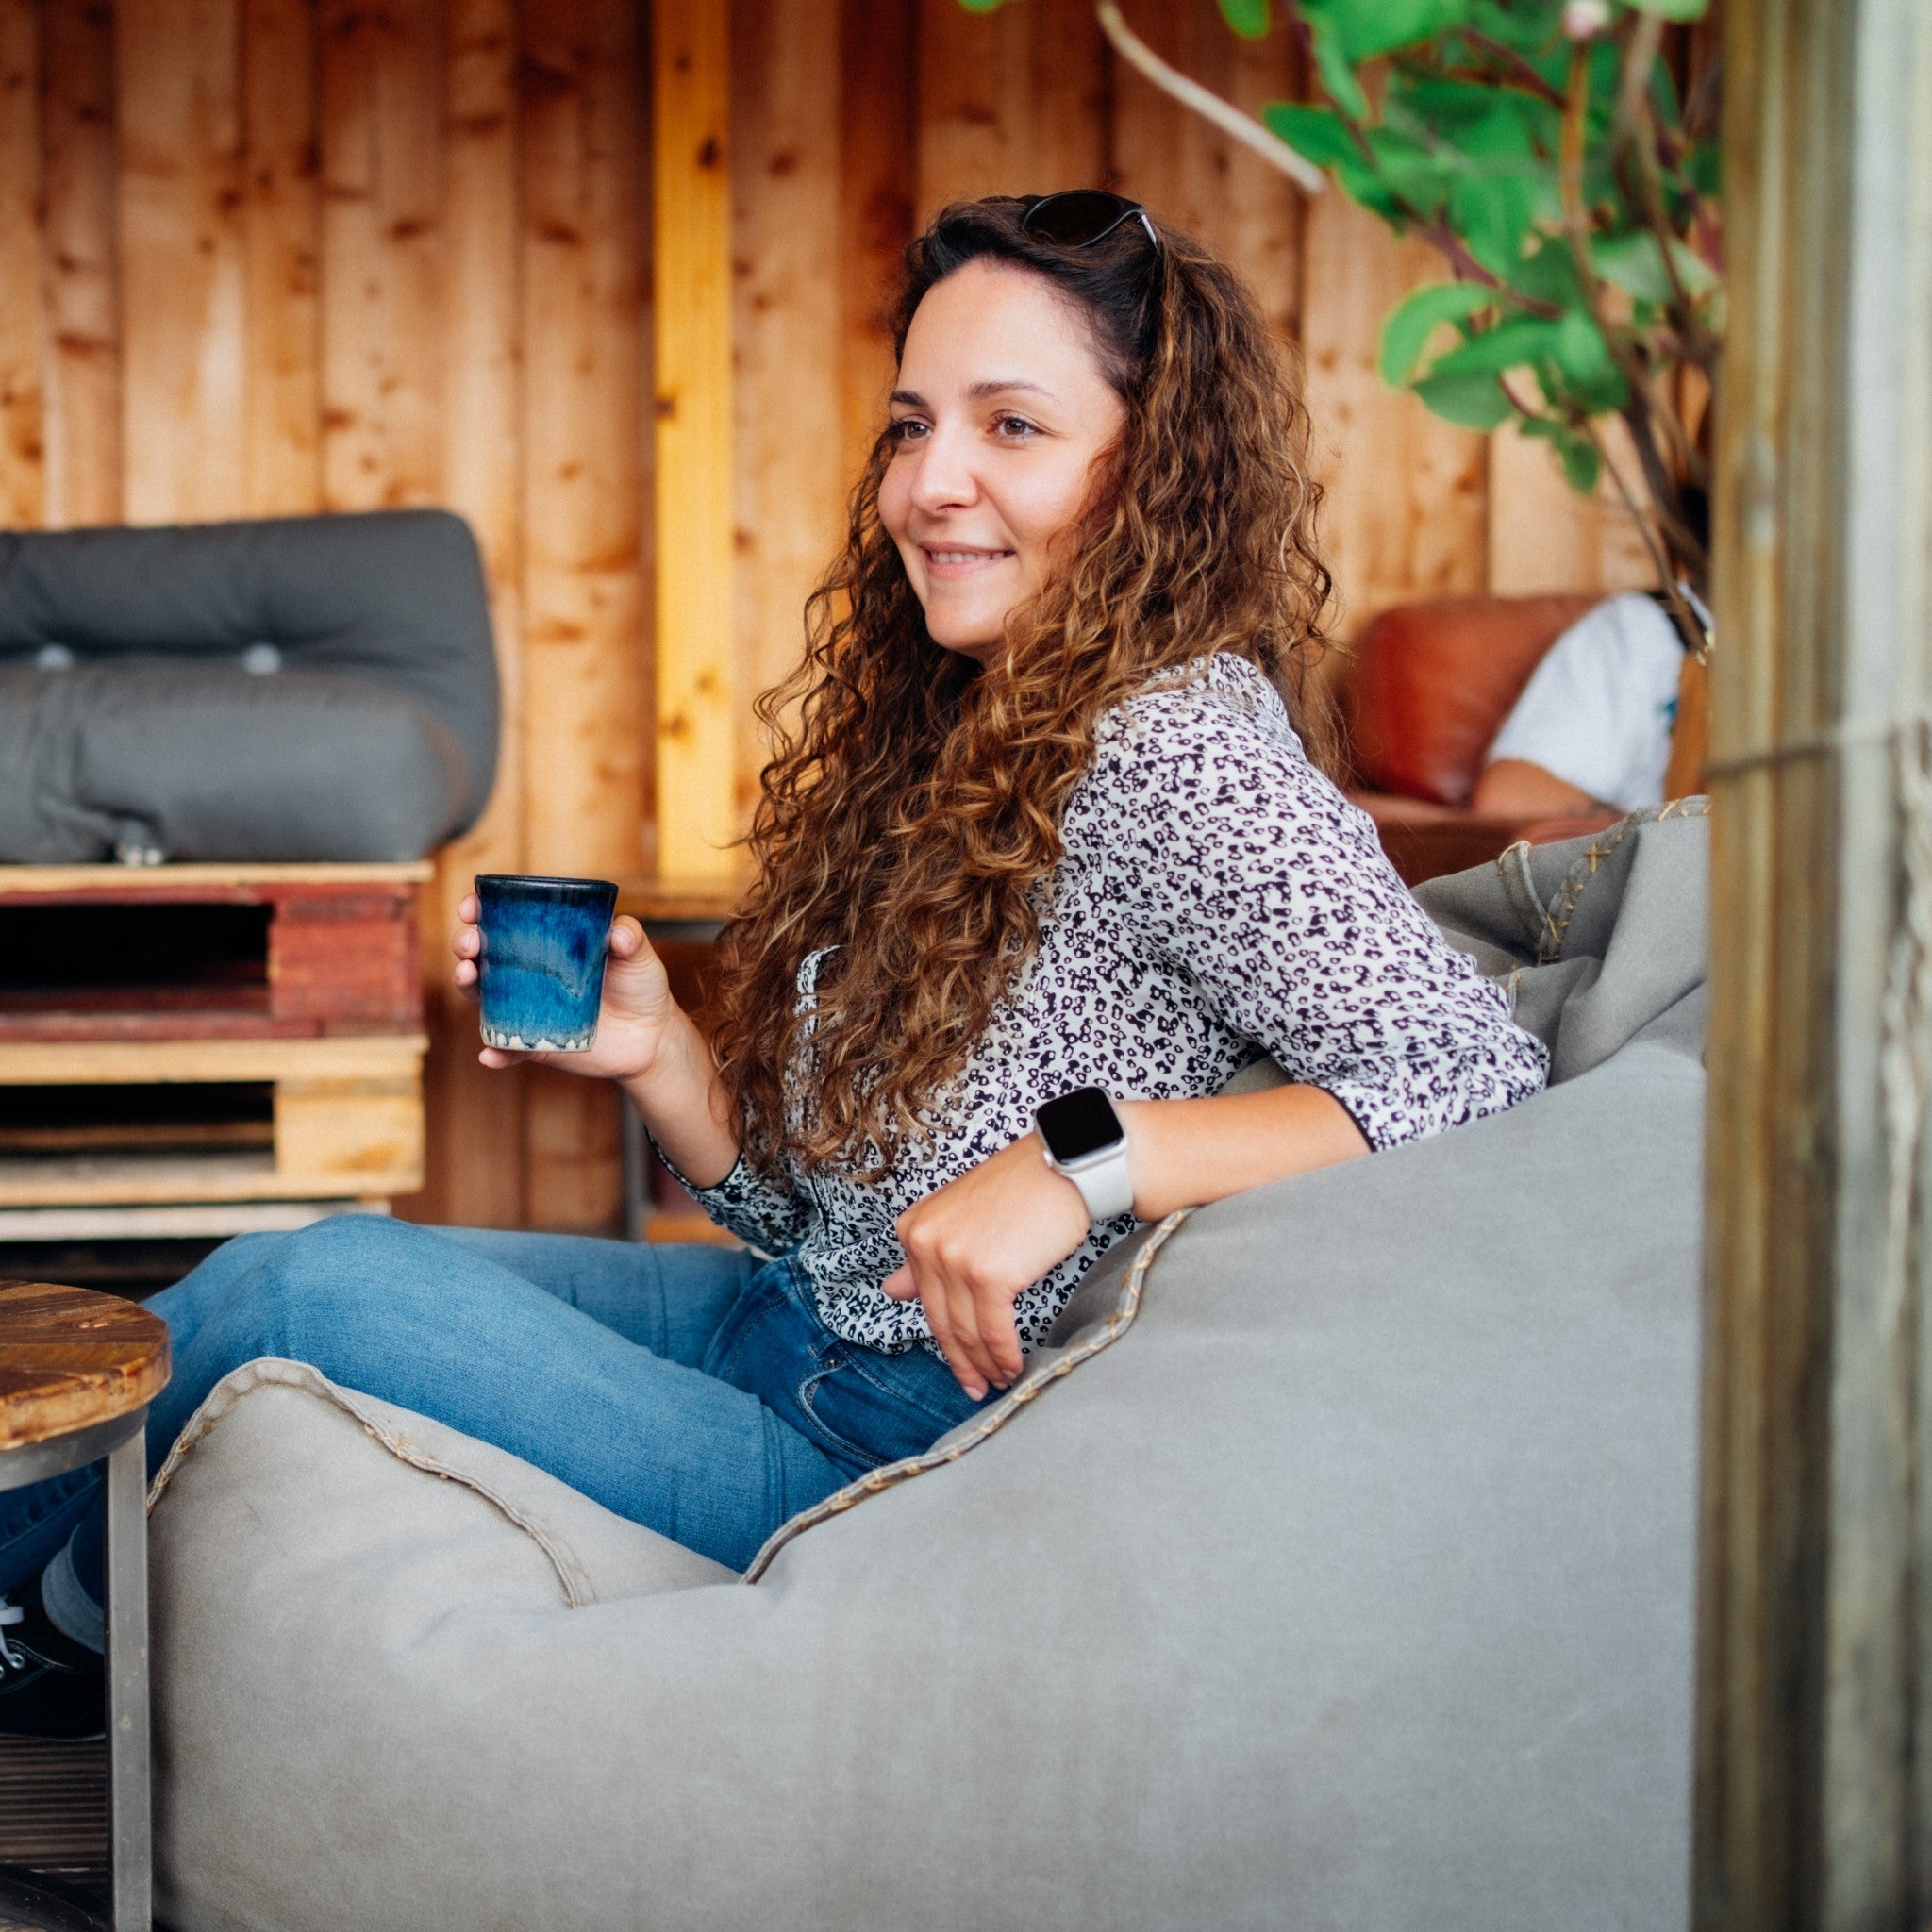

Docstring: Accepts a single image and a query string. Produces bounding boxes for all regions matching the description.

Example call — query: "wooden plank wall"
[0,0,1654,1238]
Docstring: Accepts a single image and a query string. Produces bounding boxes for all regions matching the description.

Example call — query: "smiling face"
[877,258,1130,661]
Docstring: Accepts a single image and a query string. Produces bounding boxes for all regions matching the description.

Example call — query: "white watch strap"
[1059,1141,1136,1223]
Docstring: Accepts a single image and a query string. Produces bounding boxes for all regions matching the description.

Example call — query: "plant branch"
[1457,29,1566,108]
[1583,412,1707,655]
[1095,0,1325,194]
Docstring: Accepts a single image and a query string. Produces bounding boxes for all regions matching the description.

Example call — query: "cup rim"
[475,873,620,896]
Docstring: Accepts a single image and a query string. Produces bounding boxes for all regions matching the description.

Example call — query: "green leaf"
[954,0,1008,11]
[1217,0,1273,36]
[1520,415,1602,494]
[1426,312,1564,378]
[1262,101,1357,171]
[1410,369,1515,430]
[1366,125,1457,219]
[1591,229,1718,303]
[1264,102,1407,220]
[1378,281,1494,384]
[1625,0,1709,18]
[1550,308,1628,409]
[1506,234,1588,308]
[1303,13,1371,119]
[1304,0,1471,62]
[1447,169,1547,277]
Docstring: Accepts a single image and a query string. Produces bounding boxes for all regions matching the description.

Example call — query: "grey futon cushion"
[149,806,1708,1932]
[0,509,497,862]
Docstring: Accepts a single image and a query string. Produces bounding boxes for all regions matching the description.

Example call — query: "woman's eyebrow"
[887,380,1057,408]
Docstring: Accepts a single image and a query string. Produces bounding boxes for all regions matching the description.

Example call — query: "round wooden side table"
[0,1283,170,1932]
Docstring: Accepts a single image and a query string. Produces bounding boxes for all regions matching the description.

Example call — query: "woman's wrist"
[619,1009,742,1189]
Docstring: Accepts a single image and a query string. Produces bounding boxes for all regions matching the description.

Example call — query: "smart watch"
[1035,1086,1137,1223]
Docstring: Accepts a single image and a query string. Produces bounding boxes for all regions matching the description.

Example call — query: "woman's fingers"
[880,1264,917,1302]
[608,915,646,957]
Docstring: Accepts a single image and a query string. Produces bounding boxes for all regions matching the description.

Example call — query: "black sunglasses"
[1021,190,1160,253]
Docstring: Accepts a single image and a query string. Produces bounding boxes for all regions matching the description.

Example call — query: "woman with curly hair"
[0,193,1545,1737]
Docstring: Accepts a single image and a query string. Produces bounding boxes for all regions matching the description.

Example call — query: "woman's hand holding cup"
[453,880,682,1084]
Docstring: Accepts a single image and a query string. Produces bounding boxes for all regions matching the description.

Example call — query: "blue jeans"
[0,1216,986,1592]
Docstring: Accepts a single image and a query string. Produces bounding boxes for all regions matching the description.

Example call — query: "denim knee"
[221,1214,439,1357]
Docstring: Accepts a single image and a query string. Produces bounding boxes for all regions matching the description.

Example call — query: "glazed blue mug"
[474,874,620,1052]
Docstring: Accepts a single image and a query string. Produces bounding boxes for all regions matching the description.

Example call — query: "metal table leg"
[102,1430,149,1932]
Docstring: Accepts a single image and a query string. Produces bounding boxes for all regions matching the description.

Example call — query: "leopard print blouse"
[665,654,1549,1357]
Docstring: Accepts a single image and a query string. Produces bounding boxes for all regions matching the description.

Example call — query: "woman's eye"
[992,414,1039,440]
[886,418,927,445]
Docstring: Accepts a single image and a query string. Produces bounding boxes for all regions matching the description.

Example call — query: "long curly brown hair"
[709,195,1335,1178]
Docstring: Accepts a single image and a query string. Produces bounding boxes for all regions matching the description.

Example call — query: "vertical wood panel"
[317,0,381,506]
[1487,413,1657,596]
[653,0,735,878]
[319,0,443,512]
[916,0,1106,218]
[42,0,119,526]
[375,0,441,503]
[837,0,913,489]
[1108,8,1304,347]
[0,0,44,525]
[411,0,524,1227]
[240,0,320,514]
[520,0,646,1229]
[1300,197,1488,633]
[731,0,842,826]
[117,0,246,524]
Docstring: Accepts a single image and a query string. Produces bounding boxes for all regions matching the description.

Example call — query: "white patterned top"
[671,654,1549,1357]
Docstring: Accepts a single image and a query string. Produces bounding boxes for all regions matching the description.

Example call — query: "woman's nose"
[908,424,979,511]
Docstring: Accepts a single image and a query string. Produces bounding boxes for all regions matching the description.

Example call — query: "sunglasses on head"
[1021,190,1160,253]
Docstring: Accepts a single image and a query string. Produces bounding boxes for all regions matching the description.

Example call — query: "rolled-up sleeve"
[1085,682,1549,1150]
[649,1141,814,1253]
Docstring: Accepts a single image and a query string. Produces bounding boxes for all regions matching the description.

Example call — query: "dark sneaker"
[0,1583,103,1741]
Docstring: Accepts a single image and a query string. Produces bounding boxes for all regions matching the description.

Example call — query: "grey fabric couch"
[146,805,1708,1932]
[0,509,497,863]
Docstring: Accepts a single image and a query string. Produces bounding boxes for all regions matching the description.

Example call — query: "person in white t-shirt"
[1470,590,1705,821]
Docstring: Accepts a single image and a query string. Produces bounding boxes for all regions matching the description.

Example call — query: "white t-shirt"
[1483,592,1689,813]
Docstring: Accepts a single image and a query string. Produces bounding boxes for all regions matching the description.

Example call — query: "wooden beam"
[652,0,735,881]
[1695,0,1932,1924]
[116,0,247,524]
[0,0,43,527]
[837,0,913,491]
[731,0,842,830]
[414,0,525,1229]
[240,0,322,516]
[520,0,646,1232]
[41,0,121,528]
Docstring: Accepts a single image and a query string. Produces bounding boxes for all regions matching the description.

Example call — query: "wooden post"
[1696,1,1932,1925]
[652,0,736,881]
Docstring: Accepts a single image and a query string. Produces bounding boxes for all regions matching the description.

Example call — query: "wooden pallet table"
[0,865,430,1234]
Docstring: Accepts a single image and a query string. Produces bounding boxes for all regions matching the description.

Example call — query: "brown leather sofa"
[1339,593,1624,885]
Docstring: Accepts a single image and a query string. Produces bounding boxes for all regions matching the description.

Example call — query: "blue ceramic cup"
[474,874,619,1052]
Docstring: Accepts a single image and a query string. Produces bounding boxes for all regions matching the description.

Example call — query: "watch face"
[1037,1085,1123,1162]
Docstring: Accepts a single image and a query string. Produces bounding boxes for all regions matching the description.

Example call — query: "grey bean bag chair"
[0,509,497,863]
[148,803,1708,1932]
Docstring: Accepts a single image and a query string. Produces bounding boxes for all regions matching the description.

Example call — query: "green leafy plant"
[959,0,1721,638]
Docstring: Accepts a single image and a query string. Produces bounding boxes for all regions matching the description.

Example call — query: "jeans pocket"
[801,1347,982,1470]
[700,1262,796,1386]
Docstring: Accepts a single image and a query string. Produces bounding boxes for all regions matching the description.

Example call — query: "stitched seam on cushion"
[145,1357,598,1607]
[738,1209,1194,1585]
[1534,797,1710,965]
